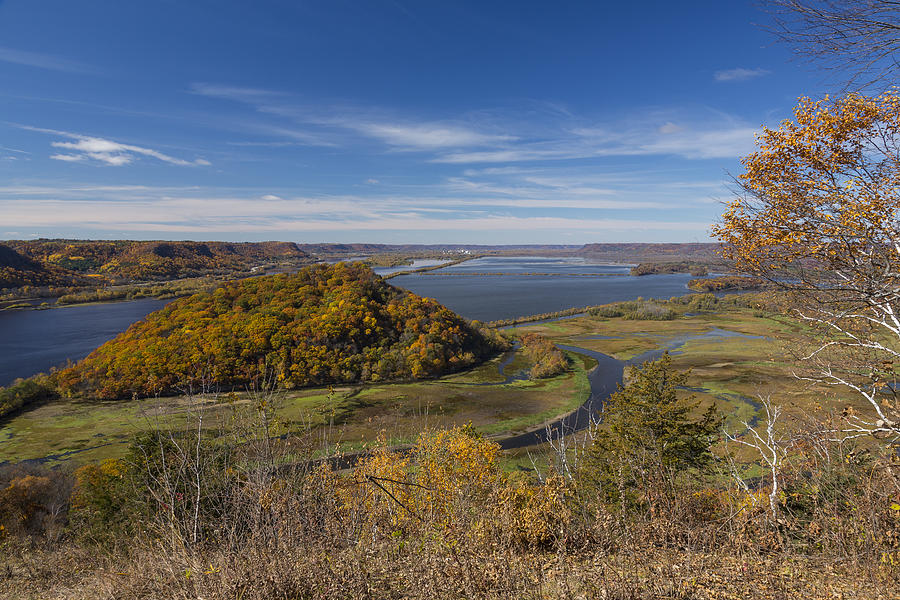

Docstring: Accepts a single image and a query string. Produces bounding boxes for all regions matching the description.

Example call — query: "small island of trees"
[56,262,507,399]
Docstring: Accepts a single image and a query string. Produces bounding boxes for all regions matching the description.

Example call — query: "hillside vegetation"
[0,244,89,289]
[688,275,768,292]
[629,261,710,276]
[56,262,505,399]
[5,239,309,283]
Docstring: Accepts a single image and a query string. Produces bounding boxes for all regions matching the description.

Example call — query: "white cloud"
[714,67,770,82]
[658,122,683,134]
[18,126,211,167]
[434,121,757,163]
[49,154,86,163]
[354,122,515,149]
[0,177,723,239]
[0,46,98,74]
[188,83,283,101]
[192,82,515,151]
[434,148,574,164]
[462,166,531,176]
[637,127,758,159]
[366,178,380,184]
[0,146,30,155]
[0,192,710,235]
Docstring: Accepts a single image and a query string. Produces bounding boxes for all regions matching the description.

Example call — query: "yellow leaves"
[340,426,501,534]
[715,91,900,276]
[497,473,571,547]
[340,427,579,551]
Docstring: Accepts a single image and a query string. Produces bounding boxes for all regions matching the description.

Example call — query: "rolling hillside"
[5,239,311,282]
[57,262,506,399]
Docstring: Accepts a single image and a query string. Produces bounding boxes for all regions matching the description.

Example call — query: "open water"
[0,256,708,385]
[0,299,171,386]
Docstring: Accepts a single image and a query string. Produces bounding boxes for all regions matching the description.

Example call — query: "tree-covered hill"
[5,239,310,282]
[57,262,506,399]
[0,243,89,289]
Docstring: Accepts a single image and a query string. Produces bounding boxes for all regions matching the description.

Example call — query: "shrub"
[520,333,568,379]
[588,304,624,318]
[0,376,58,421]
[0,464,73,539]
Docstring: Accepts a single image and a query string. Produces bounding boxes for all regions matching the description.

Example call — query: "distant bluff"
[0,243,88,289]
[57,262,506,399]
[4,239,310,282]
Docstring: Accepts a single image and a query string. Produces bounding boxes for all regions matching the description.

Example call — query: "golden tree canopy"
[715,92,900,443]
[714,92,900,286]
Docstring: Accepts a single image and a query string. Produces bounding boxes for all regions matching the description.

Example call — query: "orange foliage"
[713,92,900,278]
[520,333,568,379]
[58,263,503,399]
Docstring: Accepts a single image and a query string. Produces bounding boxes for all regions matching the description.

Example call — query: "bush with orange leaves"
[0,464,72,538]
[520,333,568,379]
[342,425,572,548]
[343,426,499,533]
[495,472,571,548]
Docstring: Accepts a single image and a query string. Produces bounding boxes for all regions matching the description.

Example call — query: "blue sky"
[0,0,831,244]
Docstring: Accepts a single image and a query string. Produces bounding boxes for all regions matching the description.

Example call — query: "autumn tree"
[713,92,900,444]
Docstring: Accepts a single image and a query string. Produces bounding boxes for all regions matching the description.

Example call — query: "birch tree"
[713,92,900,444]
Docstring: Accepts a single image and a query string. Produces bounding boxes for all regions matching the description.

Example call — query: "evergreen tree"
[581,353,720,511]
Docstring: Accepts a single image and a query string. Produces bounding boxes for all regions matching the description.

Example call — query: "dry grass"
[3,529,896,599]
[2,412,898,599]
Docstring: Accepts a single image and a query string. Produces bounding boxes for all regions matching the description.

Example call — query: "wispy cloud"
[434,148,574,164]
[189,83,283,101]
[348,122,514,149]
[0,46,99,74]
[0,183,715,240]
[0,197,710,235]
[17,125,211,167]
[436,119,757,164]
[0,145,29,155]
[714,67,770,82]
[189,81,762,164]
[658,122,683,134]
[192,82,516,151]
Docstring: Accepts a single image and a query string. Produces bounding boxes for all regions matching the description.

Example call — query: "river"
[0,256,707,385]
[0,299,171,386]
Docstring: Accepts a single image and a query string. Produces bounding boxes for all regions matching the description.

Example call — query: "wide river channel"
[1,256,709,386]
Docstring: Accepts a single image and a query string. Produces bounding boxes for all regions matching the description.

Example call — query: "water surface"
[390,272,701,322]
[0,299,171,386]
[0,256,709,383]
[439,255,629,275]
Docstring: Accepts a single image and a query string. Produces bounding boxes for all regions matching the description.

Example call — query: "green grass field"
[0,344,593,466]
[1,302,859,468]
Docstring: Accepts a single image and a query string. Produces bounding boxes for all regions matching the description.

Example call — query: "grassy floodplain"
[509,306,822,426]
[0,345,592,466]
[1,294,852,470]
[0,292,857,466]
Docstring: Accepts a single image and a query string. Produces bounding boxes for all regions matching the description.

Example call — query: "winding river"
[497,327,764,449]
